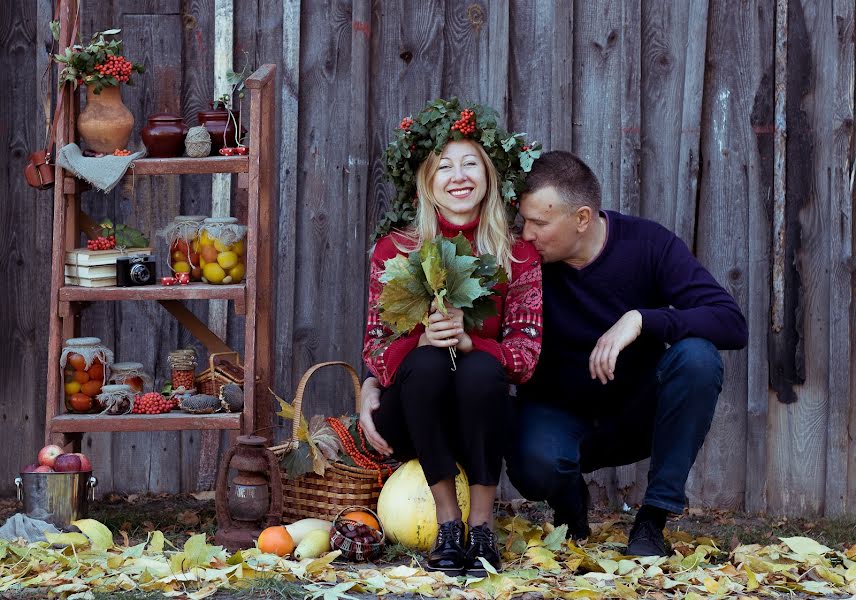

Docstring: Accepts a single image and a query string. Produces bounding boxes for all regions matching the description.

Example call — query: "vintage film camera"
[116,255,157,287]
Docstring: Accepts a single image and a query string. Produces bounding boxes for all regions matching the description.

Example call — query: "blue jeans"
[506,338,723,514]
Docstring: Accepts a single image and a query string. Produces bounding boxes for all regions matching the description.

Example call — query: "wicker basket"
[195,352,245,396]
[271,361,394,523]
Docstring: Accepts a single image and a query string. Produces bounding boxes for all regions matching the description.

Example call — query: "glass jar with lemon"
[198,217,247,284]
[61,337,114,413]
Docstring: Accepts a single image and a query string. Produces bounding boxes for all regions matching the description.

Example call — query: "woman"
[361,99,543,576]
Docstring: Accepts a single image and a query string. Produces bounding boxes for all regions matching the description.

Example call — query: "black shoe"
[626,518,668,557]
[426,520,466,575]
[464,523,501,576]
[552,478,591,540]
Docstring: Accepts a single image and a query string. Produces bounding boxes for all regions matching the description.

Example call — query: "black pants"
[373,345,510,487]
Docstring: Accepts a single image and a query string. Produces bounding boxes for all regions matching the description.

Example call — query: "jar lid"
[99,384,134,394]
[174,215,206,223]
[64,337,102,346]
[148,113,183,121]
[112,361,145,371]
[203,217,238,224]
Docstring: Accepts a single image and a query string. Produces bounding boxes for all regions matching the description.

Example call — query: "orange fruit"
[257,526,295,557]
[342,511,380,531]
[80,380,103,397]
[69,392,93,412]
[68,353,86,371]
[87,363,104,381]
[73,370,90,384]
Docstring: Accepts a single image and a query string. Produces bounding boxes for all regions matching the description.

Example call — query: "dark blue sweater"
[519,210,748,407]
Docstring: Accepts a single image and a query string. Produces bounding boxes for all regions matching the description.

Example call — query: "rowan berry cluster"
[132,392,174,415]
[451,109,476,136]
[113,149,131,156]
[399,117,413,131]
[95,55,134,83]
[87,235,116,250]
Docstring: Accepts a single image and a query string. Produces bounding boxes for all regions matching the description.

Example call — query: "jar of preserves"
[96,384,135,415]
[108,362,153,393]
[159,215,206,281]
[198,217,247,284]
[168,348,197,390]
[60,337,114,414]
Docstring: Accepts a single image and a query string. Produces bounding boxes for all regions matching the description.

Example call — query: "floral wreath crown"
[376,97,542,240]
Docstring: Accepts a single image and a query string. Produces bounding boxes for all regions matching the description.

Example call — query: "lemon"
[228,263,245,282]
[65,381,82,395]
[172,261,191,273]
[200,257,207,268]
[202,263,226,284]
[217,251,238,269]
[199,231,214,246]
[231,239,245,256]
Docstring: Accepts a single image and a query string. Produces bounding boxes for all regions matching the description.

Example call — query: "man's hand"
[359,377,393,456]
[589,310,642,384]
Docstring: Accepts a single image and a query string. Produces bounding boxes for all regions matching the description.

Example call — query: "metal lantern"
[214,435,283,551]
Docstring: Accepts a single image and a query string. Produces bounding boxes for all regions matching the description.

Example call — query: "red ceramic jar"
[198,103,240,153]
[141,114,188,158]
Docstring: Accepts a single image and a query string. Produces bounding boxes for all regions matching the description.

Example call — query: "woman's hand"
[419,303,471,351]
[359,377,393,456]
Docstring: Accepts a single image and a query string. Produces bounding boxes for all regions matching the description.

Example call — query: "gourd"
[294,528,332,559]
[376,459,470,551]
[284,518,333,545]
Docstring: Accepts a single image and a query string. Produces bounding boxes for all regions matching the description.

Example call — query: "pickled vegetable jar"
[60,337,114,413]
[160,215,205,281]
[108,361,153,393]
[96,384,135,415]
[198,217,247,284]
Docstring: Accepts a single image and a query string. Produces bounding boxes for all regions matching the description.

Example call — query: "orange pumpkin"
[342,510,380,532]
[257,526,295,557]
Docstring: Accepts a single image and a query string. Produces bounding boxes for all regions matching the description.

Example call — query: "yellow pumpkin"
[376,459,469,551]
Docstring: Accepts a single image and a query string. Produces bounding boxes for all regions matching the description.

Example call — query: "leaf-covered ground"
[1,493,855,599]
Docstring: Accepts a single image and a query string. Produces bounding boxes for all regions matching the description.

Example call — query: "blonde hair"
[392,141,516,273]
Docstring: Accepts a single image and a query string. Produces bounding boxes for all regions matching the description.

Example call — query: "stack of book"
[65,248,153,288]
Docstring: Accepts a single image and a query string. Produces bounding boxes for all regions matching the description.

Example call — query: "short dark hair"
[523,151,602,211]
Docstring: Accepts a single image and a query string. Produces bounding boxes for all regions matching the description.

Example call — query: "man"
[361,150,748,557]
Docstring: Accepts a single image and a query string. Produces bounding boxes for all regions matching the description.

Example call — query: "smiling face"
[428,140,488,224]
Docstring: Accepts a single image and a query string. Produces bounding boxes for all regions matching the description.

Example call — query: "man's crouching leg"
[505,401,593,540]
[628,337,723,557]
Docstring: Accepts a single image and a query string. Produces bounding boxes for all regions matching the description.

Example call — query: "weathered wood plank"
[694,0,760,511]
[822,0,853,516]
[508,1,573,149]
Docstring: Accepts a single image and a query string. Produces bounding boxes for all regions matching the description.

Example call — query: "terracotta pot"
[77,86,134,154]
[141,114,188,158]
[198,103,242,153]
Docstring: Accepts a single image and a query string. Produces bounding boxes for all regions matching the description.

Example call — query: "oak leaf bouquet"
[376,234,508,368]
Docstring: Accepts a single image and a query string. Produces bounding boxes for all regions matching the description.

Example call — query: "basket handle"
[290,361,361,446]
[208,351,241,370]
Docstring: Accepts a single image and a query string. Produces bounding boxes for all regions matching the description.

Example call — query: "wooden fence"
[1,0,853,516]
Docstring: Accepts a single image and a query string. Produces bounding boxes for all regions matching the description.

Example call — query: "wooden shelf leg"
[158,300,234,354]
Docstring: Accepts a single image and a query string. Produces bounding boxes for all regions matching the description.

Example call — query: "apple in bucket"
[37,444,63,467]
[70,453,92,471]
[21,463,40,473]
[33,465,54,473]
[54,454,82,472]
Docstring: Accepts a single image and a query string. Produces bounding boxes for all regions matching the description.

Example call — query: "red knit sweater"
[363,214,543,387]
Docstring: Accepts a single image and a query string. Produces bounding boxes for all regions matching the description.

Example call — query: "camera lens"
[129,263,151,284]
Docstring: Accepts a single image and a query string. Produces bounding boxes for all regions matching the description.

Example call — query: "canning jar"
[168,348,197,390]
[159,215,206,281]
[108,362,153,393]
[61,337,114,413]
[96,384,135,415]
[198,217,247,284]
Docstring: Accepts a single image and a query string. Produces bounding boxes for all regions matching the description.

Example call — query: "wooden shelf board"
[51,412,241,433]
[59,283,246,303]
[130,156,249,175]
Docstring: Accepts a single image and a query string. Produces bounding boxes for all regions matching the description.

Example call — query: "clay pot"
[197,103,242,153]
[77,86,134,154]
[141,114,188,158]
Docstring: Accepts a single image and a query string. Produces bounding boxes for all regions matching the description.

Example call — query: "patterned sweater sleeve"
[470,241,543,384]
[362,236,422,387]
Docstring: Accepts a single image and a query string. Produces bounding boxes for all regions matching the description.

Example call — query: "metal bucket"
[14,472,97,528]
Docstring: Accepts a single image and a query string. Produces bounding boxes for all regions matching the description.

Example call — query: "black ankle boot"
[464,523,502,576]
[552,477,591,540]
[626,512,668,557]
[426,520,466,575]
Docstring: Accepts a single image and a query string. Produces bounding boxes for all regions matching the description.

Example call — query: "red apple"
[37,444,64,467]
[34,465,55,473]
[54,453,82,472]
[70,453,92,471]
[21,463,40,473]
